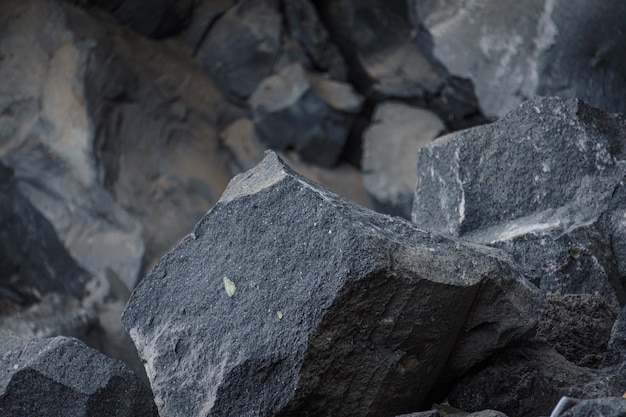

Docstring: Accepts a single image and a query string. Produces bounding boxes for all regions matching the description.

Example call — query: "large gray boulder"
[0,331,156,417]
[410,0,626,118]
[123,152,541,417]
[412,97,626,307]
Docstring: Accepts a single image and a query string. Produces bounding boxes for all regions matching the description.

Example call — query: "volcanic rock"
[537,294,617,368]
[0,162,91,304]
[0,331,156,416]
[559,398,626,417]
[250,64,363,166]
[447,342,618,417]
[363,102,445,218]
[410,0,626,118]
[123,152,541,417]
[195,0,283,101]
[412,97,626,307]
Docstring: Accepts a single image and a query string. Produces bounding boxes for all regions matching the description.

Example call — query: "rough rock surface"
[411,0,626,118]
[537,294,617,368]
[250,63,363,166]
[559,397,626,417]
[0,331,157,416]
[363,102,445,218]
[447,342,619,417]
[412,97,626,307]
[123,152,541,417]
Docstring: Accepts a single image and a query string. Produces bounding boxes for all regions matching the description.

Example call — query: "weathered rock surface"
[412,97,626,307]
[0,331,156,416]
[123,152,541,417]
[447,342,620,417]
[537,294,617,368]
[250,63,363,166]
[559,398,626,417]
[363,102,445,218]
[411,0,626,118]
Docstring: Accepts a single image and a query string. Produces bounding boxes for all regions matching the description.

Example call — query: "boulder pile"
[1,0,626,416]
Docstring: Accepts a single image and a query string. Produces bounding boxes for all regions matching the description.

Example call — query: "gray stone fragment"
[559,397,626,417]
[282,0,347,80]
[0,331,157,417]
[363,102,445,218]
[250,64,363,166]
[410,0,626,118]
[412,97,626,307]
[123,152,541,417]
[196,0,282,100]
[0,162,90,303]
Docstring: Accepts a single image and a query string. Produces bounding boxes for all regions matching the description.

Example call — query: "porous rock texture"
[411,0,626,118]
[412,97,626,307]
[122,152,542,417]
[0,330,157,417]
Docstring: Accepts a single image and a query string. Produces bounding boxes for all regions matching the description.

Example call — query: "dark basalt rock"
[250,64,363,166]
[196,0,283,101]
[537,294,617,368]
[123,152,541,417]
[447,342,619,417]
[410,0,626,118]
[412,97,626,307]
[0,162,90,304]
[0,331,157,417]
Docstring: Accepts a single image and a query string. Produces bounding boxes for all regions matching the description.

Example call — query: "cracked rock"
[123,152,541,417]
[412,97,626,307]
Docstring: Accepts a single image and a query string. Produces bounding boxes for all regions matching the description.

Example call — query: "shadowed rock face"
[410,0,626,119]
[123,152,541,417]
[0,331,157,417]
[412,97,626,307]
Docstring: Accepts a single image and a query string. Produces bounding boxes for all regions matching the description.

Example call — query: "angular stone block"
[412,97,626,307]
[123,152,541,417]
[0,331,156,417]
